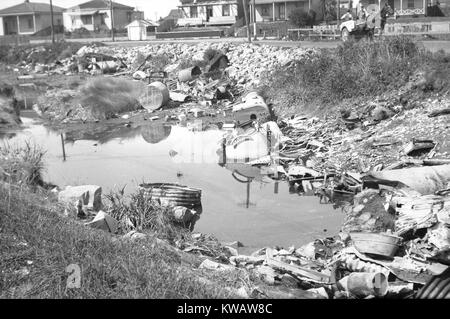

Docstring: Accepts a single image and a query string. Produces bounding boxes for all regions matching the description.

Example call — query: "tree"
[289,8,316,28]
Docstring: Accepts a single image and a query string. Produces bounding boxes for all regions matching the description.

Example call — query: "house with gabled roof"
[0,0,64,36]
[63,0,144,32]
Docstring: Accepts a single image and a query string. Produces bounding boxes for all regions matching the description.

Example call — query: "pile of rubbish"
[182,182,450,299]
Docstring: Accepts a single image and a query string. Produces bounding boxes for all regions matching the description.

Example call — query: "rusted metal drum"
[178,66,201,82]
[139,183,202,209]
[140,81,169,111]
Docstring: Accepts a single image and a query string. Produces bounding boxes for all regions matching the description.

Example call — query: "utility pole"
[110,0,115,42]
[49,0,55,44]
[252,0,257,40]
[242,0,251,42]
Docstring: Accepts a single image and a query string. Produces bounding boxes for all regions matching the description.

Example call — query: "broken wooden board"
[265,255,331,284]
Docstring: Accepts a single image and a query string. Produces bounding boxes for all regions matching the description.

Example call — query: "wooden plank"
[265,256,331,284]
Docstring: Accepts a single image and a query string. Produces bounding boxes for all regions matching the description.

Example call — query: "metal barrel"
[139,183,202,208]
[140,81,170,112]
[178,66,202,82]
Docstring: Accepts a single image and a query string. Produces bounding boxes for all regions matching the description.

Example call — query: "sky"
[0,0,180,20]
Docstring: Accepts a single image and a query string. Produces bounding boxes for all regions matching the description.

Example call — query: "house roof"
[179,0,238,6]
[0,1,64,16]
[68,0,134,11]
[126,19,160,27]
[165,9,184,19]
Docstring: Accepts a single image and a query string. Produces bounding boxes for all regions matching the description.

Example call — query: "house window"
[57,19,61,25]
[81,15,93,25]
[278,3,285,19]
[368,0,376,4]
[207,6,213,17]
[261,4,270,16]
[28,18,33,29]
[223,4,230,16]
[71,16,76,26]
[407,0,415,8]
[190,6,198,18]
[127,12,132,22]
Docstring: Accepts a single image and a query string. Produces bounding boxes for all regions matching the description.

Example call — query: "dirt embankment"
[0,84,20,127]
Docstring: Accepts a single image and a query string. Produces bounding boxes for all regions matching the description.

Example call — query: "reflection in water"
[141,125,172,144]
[1,118,347,251]
[0,131,16,140]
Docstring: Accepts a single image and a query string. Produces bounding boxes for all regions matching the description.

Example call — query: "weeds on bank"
[0,141,45,186]
[105,187,186,242]
[79,77,143,119]
[260,36,450,114]
[0,183,237,298]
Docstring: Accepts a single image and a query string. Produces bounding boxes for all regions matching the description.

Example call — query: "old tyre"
[341,27,350,42]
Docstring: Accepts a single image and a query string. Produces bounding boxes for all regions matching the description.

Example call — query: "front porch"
[1,14,36,35]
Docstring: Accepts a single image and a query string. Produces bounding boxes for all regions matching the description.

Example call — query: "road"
[31,36,450,53]
[103,38,450,53]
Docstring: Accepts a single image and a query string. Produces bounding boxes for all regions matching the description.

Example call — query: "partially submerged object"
[232,92,270,124]
[139,183,202,209]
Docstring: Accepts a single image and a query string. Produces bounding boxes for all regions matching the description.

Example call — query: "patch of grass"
[0,141,45,186]
[0,183,240,298]
[260,36,450,115]
[105,187,185,241]
[79,77,144,120]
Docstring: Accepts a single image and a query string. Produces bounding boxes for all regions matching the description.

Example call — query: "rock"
[342,189,395,233]
[230,255,265,266]
[307,287,329,299]
[58,185,102,212]
[280,274,299,288]
[0,86,21,126]
[171,206,198,228]
[254,265,277,285]
[295,242,316,259]
[199,259,235,271]
[223,241,244,248]
[427,223,450,250]
[85,211,118,233]
[123,230,146,241]
[223,245,238,256]
[133,70,147,80]
[372,105,394,121]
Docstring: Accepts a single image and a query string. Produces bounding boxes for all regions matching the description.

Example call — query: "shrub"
[79,78,144,119]
[289,8,316,27]
[0,141,45,186]
[260,36,449,114]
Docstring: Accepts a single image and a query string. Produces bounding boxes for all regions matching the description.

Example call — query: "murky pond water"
[1,114,345,252]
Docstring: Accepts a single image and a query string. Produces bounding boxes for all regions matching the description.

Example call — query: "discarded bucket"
[140,81,170,112]
[350,232,402,257]
[178,66,201,82]
[341,272,388,298]
[139,183,202,209]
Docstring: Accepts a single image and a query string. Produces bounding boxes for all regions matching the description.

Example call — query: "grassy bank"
[261,36,450,115]
[0,83,20,127]
[0,144,243,298]
[0,42,88,65]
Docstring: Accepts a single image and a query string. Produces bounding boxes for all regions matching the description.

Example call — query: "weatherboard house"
[177,0,241,26]
[0,0,64,36]
[63,0,144,32]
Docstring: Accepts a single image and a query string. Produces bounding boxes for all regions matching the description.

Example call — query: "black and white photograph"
[0,0,449,307]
